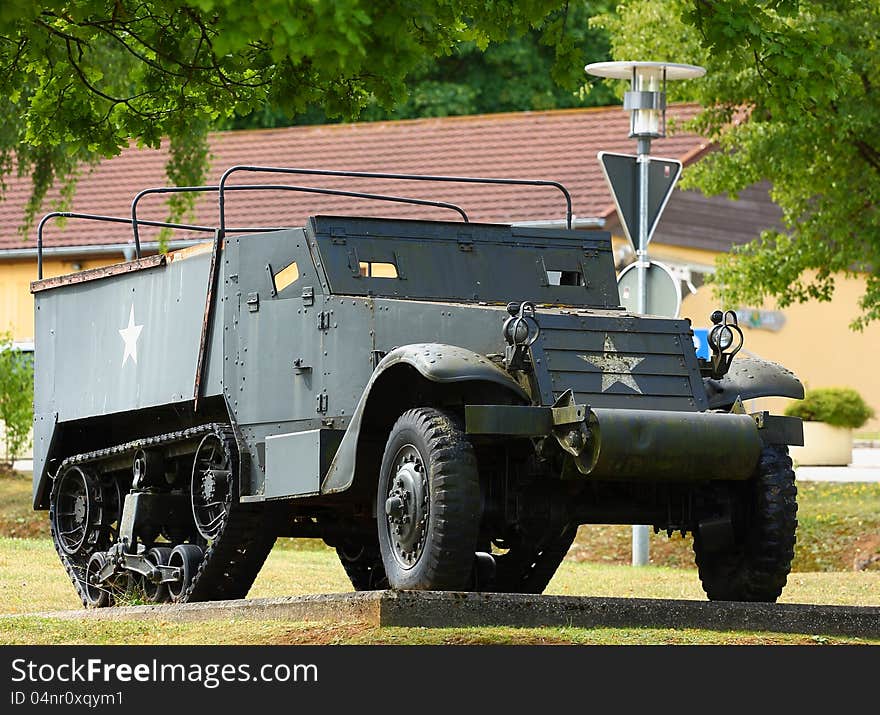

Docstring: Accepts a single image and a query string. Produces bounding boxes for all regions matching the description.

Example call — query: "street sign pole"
[586,60,706,569]
[599,147,682,568]
[637,139,650,315]
[633,136,652,566]
[598,147,683,567]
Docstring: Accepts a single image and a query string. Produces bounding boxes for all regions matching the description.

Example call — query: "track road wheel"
[336,538,389,590]
[191,434,233,541]
[84,552,113,608]
[51,466,115,556]
[694,444,798,602]
[167,544,204,603]
[143,547,173,603]
[377,408,481,591]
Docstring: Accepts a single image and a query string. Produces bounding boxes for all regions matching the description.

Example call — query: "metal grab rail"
[131,184,469,246]
[38,165,573,278]
[217,166,573,232]
[36,212,216,279]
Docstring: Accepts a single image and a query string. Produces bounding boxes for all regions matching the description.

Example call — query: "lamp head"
[585,61,706,139]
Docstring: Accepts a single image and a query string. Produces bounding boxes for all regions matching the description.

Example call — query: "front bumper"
[465,402,803,482]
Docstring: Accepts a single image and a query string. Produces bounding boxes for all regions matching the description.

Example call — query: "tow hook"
[551,390,595,475]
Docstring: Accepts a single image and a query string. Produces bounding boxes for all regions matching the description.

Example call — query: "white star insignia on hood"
[580,335,644,394]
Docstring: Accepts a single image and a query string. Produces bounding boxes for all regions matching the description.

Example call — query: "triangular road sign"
[598,151,682,249]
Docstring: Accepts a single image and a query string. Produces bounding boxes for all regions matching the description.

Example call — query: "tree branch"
[60,36,168,120]
[855,140,880,173]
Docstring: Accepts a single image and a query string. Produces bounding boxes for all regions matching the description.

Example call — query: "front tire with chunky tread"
[377,408,481,591]
[694,444,797,602]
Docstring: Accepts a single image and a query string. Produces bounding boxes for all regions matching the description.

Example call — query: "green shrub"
[785,387,875,429]
[0,333,33,466]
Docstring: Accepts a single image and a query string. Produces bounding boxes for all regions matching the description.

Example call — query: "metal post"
[633,135,652,566]
[586,61,706,569]
[636,137,651,314]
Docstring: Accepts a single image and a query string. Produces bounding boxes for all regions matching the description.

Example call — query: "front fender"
[704,356,804,410]
[377,344,529,395]
[321,343,528,495]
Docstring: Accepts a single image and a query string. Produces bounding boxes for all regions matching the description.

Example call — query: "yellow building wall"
[0,257,120,341]
[644,240,880,431]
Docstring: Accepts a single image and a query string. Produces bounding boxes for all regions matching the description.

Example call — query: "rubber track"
[49,424,276,607]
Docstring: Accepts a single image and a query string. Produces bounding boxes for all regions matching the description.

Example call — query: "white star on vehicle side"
[580,335,644,394]
[119,305,143,367]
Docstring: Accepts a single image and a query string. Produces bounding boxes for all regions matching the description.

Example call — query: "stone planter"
[789,421,853,466]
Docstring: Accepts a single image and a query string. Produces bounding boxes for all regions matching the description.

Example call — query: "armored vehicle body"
[31,167,804,606]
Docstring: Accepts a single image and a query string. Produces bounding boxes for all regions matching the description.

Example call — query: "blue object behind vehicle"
[693,328,710,360]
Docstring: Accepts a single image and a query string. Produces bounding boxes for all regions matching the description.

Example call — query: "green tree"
[0,335,34,467]
[1,0,585,229]
[228,1,617,128]
[594,1,880,327]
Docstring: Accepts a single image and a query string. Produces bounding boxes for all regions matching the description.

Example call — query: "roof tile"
[0,104,705,251]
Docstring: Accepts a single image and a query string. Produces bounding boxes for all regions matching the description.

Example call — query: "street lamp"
[586,61,705,567]
[586,61,705,314]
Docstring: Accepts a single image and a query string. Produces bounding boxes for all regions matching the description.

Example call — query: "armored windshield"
[306,216,619,307]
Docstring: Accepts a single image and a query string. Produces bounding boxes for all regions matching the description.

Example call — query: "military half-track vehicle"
[31,166,804,607]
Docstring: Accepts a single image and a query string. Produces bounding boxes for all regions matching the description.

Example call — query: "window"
[273,261,299,292]
[546,269,584,286]
[359,261,398,278]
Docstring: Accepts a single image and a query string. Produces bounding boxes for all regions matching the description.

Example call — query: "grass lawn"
[1,537,877,645]
[4,618,874,646]
[570,481,880,572]
[0,472,42,539]
[3,537,878,616]
[2,470,877,645]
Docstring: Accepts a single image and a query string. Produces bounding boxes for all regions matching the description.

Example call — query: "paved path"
[796,447,880,483]
[10,591,880,639]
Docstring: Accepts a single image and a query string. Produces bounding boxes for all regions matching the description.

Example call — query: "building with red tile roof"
[1,104,710,257]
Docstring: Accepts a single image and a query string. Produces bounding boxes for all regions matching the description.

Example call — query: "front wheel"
[376,408,481,591]
[694,444,798,602]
